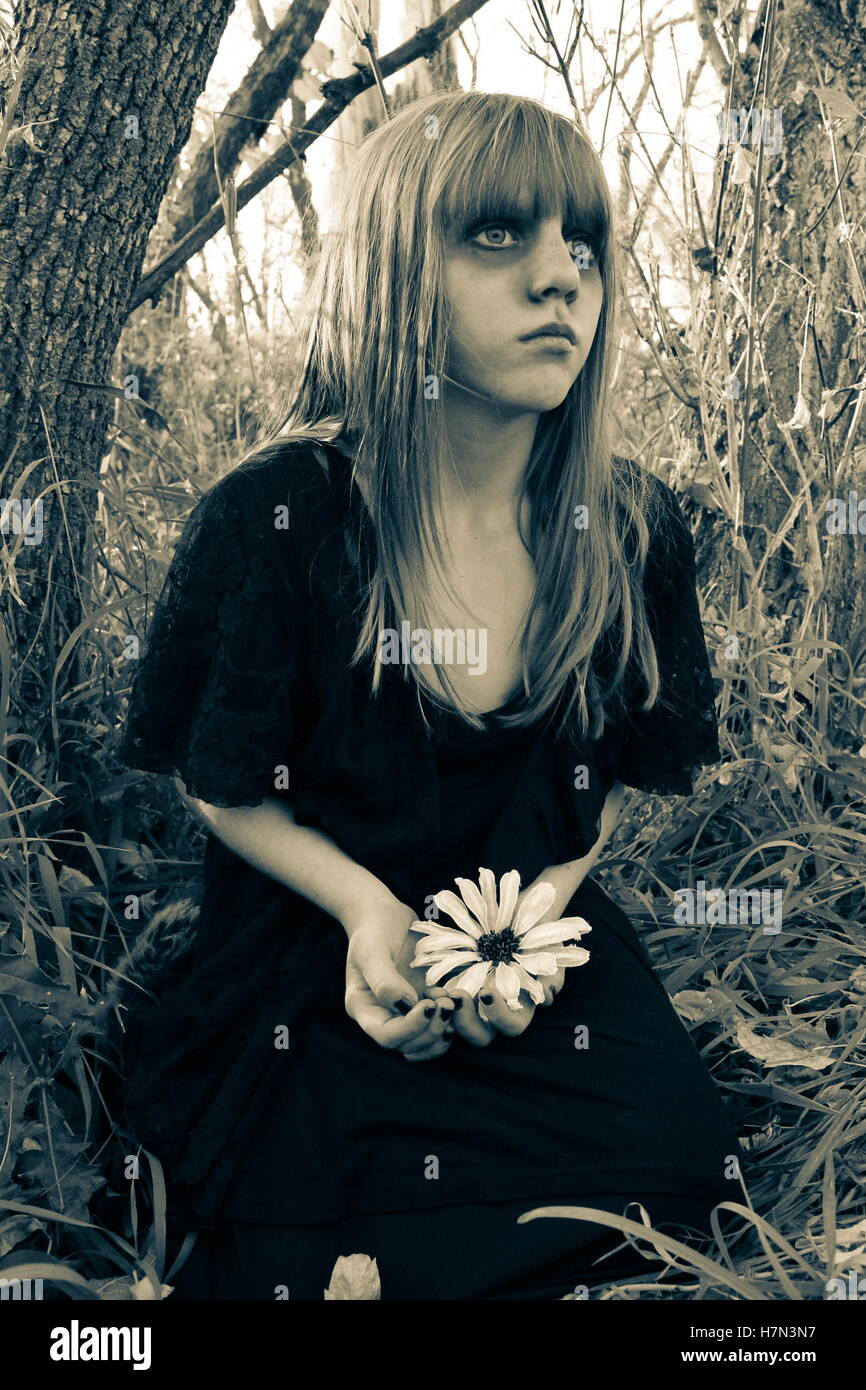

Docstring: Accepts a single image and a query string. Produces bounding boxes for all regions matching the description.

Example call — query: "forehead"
[436,126,608,241]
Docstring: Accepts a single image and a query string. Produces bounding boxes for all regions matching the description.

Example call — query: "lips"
[520,323,577,345]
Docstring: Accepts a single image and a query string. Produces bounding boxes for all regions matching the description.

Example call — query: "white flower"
[410,867,592,1012]
[324,1254,381,1300]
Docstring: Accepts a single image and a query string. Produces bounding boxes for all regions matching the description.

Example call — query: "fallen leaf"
[736,1020,834,1070]
[671,987,737,1024]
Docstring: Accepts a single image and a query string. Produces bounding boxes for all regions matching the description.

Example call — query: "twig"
[343,0,391,119]
[130,0,491,311]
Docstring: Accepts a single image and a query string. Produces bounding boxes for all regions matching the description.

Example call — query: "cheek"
[442,265,475,349]
[585,284,604,333]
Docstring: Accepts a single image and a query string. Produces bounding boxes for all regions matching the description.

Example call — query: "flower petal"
[409,927,481,951]
[495,961,523,1010]
[515,951,559,977]
[443,960,492,997]
[479,868,499,926]
[412,948,480,968]
[454,876,489,929]
[513,962,546,1005]
[512,880,558,935]
[423,950,482,985]
[494,869,521,931]
[519,919,593,949]
[432,889,483,938]
[553,946,591,967]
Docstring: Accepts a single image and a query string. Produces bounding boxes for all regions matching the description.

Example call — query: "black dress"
[116,440,744,1299]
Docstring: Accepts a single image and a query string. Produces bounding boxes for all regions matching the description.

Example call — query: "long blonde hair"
[238,90,667,741]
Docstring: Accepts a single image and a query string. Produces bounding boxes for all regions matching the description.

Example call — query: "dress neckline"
[422,684,537,736]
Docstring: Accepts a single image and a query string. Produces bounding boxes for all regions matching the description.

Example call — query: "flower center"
[476,927,518,963]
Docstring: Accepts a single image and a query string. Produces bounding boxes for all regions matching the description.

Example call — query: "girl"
[117,90,743,1300]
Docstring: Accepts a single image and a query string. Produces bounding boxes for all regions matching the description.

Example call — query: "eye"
[468,221,601,267]
[567,234,600,268]
[468,222,519,249]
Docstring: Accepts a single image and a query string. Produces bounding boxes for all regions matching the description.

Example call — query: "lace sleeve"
[117,467,302,808]
[616,478,722,796]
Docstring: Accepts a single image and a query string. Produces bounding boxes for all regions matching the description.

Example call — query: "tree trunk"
[686,0,866,741]
[0,0,234,746]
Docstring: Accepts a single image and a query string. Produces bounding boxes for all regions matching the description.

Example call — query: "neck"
[438,387,539,520]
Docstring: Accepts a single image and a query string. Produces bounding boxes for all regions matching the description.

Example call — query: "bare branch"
[130,0,492,312]
[247,0,272,44]
[168,0,330,245]
[689,0,732,86]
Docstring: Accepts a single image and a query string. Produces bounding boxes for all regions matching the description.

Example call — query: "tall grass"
[2,7,865,1296]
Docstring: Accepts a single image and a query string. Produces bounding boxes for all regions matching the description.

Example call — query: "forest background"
[0,0,865,1301]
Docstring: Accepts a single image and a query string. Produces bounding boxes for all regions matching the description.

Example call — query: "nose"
[525,217,584,303]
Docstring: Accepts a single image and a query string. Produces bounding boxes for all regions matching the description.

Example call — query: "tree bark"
[165,0,330,246]
[684,0,866,741]
[129,0,491,310]
[0,0,234,741]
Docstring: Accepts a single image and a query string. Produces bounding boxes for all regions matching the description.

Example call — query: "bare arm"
[532,778,627,921]
[173,778,398,938]
[174,775,457,1059]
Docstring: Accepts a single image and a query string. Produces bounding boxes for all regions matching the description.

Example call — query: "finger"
[479,986,536,1036]
[399,1001,453,1042]
[447,991,496,1047]
[350,942,421,1014]
[405,999,455,1047]
[348,993,443,1050]
[346,959,418,1022]
[541,967,567,1005]
[424,986,457,1033]
[401,1036,453,1062]
[345,955,423,1032]
[386,998,453,1052]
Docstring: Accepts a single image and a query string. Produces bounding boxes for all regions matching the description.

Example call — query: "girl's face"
[441,210,604,416]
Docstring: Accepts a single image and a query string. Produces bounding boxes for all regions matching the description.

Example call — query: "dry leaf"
[735,1020,834,1070]
[671,987,736,1024]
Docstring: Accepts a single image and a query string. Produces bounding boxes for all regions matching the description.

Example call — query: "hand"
[425,874,571,1047]
[428,964,567,1046]
[342,895,455,1062]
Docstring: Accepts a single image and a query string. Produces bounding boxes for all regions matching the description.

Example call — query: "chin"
[501,386,576,413]
[499,368,581,413]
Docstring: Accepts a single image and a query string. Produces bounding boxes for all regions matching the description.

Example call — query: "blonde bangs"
[431,96,610,266]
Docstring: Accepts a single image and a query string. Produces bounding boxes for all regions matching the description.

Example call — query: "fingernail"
[438,1004,452,1019]
[394,999,412,1015]
[451,997,463,1011]
[424,1004,436,1018]
[481,994,494,1006]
